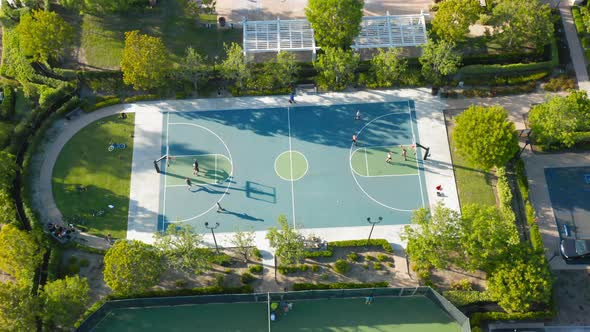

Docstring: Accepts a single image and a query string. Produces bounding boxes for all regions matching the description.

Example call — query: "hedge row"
[292,282,388,291]
[106,285,254,300]
[82,97,121,113]
[442,290,493,307]
[496,167,516,224]
[304,239,393,258]
[46,245,62,282]
[470,310,554,327]
[123,94,160,103]
[573,7,584,36]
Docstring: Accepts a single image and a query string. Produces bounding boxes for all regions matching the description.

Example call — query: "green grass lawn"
[447,118,496,208]
[52,114,135,239]
[79,0,241,69]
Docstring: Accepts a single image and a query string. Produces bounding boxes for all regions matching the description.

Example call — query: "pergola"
[242,12,428,58]
[352,11,428,49]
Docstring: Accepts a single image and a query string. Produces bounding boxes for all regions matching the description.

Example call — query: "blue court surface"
[158,101,429,233]
[545,167,590,238]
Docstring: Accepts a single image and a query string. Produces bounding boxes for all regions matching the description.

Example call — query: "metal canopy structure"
[352,11,428,49]
[242,18,318,56]
[242,12,428,57]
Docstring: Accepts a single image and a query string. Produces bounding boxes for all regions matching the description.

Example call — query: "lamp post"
[205,222,220,254]
[366,217,382,247]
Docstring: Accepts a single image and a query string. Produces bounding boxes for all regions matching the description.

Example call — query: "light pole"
[205,222,220,254]
[366,217,383,247]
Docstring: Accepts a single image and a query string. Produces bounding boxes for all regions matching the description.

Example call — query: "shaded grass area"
[52,114,135,239]
[446,115,496,208]
[78,0,241,69]
[91,296,461,332]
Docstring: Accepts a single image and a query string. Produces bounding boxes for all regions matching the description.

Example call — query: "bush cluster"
[292,282,388,291]
[470,310,554,327]
[240,272,256,284]
[333,259,350,274]
[1,86,15,119]
[329,239,393,252]
[124,94,160,103]
[543,75,576,91]
[442,290,493,307]
[278,264,310,274]
[248,264,263,274]
[82,97,121,113]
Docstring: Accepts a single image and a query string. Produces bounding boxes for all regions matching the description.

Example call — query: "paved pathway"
[560,0,590,94]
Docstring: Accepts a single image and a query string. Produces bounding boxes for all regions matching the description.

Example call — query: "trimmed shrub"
[278,265,309,274]
[530,224,544,252]
[1,86,15,119]
[443,290,492,307]
[333,259,350,274]
[311,264,320,272]
[82,97,121,113]
[450,279,473,291]
[292,282,388,291]
[248,264,263,274]
[240,272,256,284]
[347,252,359,262]
[252,247,263,259]
[55,96,81,117]
[123,94,160,103]
[305,249,333,258]
[373,262,382,270]
[47,246,62,281]
[469,310,554,327]
[106,285,254,300]
[543,75,576,92]
[329,239,393,252]
[376,254,388,262]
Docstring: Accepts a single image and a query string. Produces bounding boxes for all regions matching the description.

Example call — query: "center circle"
[274,150,309,181]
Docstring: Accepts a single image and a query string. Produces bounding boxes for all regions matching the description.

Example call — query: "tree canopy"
[419,39,461,86]
[529,90,590,149]
[370,48,408,87]
[305,0,364,48]
[0,282,38,331]
[177,47,208,94]
[104,240,163,295]
[16,10,74,63]
[0,224,44,285]
[314,47,359,91]
[121,30,171,90]
[41,275,90,330]
[489,0,553,51]
[432,0,481,42]
[266,215,305,266]
[219,43,250,91]
[153,223,213,275]
[453,105,519,170]
[230,228,256,263]
[487,252,553,312]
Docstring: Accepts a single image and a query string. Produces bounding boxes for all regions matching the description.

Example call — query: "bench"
[296,83,317,94]
[65,107,82,120]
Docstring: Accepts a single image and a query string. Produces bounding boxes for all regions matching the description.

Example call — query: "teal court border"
[157,100,429,233]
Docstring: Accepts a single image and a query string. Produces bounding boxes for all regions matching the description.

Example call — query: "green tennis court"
[91,296,463,332]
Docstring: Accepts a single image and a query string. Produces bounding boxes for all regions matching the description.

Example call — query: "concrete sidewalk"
[559,1,590,94]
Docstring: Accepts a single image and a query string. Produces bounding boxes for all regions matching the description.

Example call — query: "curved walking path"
[35,104,129,250]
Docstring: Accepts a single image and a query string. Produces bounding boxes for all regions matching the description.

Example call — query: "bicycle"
[108,142,126,152]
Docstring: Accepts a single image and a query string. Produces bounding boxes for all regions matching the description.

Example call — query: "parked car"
[560,238,590,263]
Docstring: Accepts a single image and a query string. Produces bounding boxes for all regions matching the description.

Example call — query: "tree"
[529,90,590,148]
[40,275,90,329]
[489,0,553,51]
[432,0,481,42]
[401,204,462,271]
[314,47,359,91]
[305,0,364,48]
[230,228,256,263]
[121,30,171,90]
[0,224,44,284]
[15,10,74,63]
[0,282,38,331]
[0,191,17,225]
[273,52,299,89]
[458,204,519,271]
[266,215,305,266]
[370,47,408,87]
[103,240,163,295]
[487,252,553,312]
[219,42,250,92]
[419,39,461,86]
[178,47,208,94]
[80,0,144,13]
[453,105,519,170]
[0,152,16,193]
[153,223,213,274]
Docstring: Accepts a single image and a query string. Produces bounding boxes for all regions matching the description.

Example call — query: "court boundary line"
[364,147,370,176]
[287,107,297,228]
[349,112,416,212]
[351,145,419,178]
[407,100,426,208]
[273,150,309,182]
[162,121,234,224]
[165,153,232,187]
[162,112,170,230]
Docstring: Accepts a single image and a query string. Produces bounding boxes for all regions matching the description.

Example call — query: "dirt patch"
[62,249,109,304]
[430,268,487,291]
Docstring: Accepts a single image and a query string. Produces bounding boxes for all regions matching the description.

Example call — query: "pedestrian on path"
[401,145,407,161]
[216,202,226,213]
[186,177,192,190]
[355,110,361,120]
[193,159,199,176]
[106,233,112,244]
[352,134,357,146]
[289,92,296,104]
[436,184,443,197]
[385,151,392,163]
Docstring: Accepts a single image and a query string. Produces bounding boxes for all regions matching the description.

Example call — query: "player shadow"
[188,185,228,195]
[218,209,264,222]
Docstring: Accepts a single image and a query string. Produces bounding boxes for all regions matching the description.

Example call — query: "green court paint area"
[274,151,309,181]
[351,145,418,177]
[158,102,429,233]
[91,296,462,332]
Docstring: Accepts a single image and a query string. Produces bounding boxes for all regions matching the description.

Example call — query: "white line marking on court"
[407,100,426,208]
[349,111,415,212]
[364,147,370,176]
[287,107,297,228]
[162,112,170,230]
[165,154,232,187]
[163,122,234,223]
[274,150,309,182]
